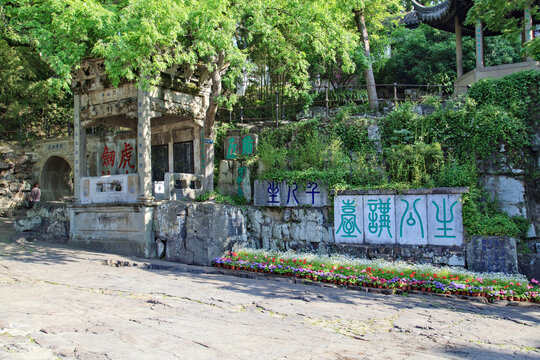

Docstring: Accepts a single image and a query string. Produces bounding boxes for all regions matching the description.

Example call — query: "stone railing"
[454,61,539,94]
[334,188,468,246]
[163,172,204,200]
[80,174,138,204]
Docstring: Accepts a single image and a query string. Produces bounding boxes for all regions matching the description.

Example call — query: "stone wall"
[241,204,465,266]
[0,142,34,216]
[14,202,70,244]
[154,201,246,266]
[153,201,465,267]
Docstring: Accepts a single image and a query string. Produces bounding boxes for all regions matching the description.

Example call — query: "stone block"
[47,221,68,238]
[334,195,363,244]
[164,172,204,200]
[364,195,396,244]
[467,236,518,274]
[526,224,537,238]
[81,174,139,204]
[253,180,328,207]
[153,181,165,200]
[427,194,463,246]
[14,216,42,232]
[69,204,156,258]
[180,203,246,266]
[240,134,258,156]
[280,182,329,207]
[45,221,69,244]
[261,225,272,240]
[217,160,251,201]
[272,224,282,239]
[448,253,465,267]
[481,176,527,217]
[282,224,290,239]
[253,180,282,207]
[518,252,540,281]
[224,136,240,159]
[396,195,428,245]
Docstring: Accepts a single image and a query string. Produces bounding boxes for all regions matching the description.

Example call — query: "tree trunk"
[203,50,226,193]
[354,8,378,111]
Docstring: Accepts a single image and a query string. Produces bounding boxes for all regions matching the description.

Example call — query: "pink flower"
[531,278,538,284]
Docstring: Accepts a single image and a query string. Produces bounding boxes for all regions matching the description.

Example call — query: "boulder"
[14,216,42,232]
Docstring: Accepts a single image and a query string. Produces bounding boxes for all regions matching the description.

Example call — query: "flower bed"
[212,248,540,303]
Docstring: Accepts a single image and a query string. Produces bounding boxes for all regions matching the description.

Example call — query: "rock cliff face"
[0,142,35,216]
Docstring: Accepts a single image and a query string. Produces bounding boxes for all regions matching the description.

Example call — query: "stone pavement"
[0,220,539,359]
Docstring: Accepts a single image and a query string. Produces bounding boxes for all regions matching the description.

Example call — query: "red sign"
[119,142,135,173]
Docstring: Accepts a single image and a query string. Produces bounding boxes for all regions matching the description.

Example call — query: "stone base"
[68,203,156,258]
[329,243,465,266]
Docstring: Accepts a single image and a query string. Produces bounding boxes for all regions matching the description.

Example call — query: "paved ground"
[0,218,539,359]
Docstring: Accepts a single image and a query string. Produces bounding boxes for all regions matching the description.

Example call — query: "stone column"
[137,89,153,199]
[524,6,533,43]
[193,128,202,175]
[455,16,463,77]
[475,20,485,69]
[73,94,87,201]
[524,6,534,61]
[168,142,174,173]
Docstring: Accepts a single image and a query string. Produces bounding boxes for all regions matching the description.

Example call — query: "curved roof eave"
[411,0,452,22]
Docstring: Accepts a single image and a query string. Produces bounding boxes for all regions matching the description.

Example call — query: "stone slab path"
[0,221,539,359]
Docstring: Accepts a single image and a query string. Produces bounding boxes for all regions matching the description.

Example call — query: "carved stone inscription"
[97,139,137,175]
[334,194,463,245]
[254,180,328,207]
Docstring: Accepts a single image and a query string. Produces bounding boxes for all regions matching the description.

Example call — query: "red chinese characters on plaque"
[118,142,135,173]
[100,145,116,175]
[98,140,137,175]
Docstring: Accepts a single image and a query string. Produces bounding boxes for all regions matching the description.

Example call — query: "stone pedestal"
[68,203,156,258]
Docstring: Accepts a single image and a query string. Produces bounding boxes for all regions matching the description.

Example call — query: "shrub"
[384,142,444,187]
[468,70,539,122]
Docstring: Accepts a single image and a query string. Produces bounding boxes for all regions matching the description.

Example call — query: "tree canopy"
[2,0,361,94]
[0,38,71,139]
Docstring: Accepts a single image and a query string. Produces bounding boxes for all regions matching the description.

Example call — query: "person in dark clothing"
[29,183,41,208]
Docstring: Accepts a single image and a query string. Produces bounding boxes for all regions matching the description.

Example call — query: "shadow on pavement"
[1,231,539,332]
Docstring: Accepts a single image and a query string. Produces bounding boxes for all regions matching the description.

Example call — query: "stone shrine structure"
[68,59,212,257]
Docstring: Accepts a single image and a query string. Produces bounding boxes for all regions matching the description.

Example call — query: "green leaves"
[3,0,363,97]
[0,39,71,139]
[466,0,539,60]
